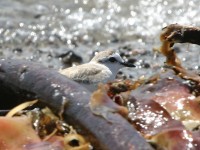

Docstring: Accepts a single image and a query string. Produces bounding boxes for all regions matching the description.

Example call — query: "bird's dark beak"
[120,62,135,67]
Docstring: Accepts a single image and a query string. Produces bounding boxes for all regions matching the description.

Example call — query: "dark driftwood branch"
[0,59,153,150]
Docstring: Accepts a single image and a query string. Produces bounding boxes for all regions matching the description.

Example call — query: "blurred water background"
[1,0,200,80]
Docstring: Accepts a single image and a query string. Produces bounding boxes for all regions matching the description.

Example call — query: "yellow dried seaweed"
[6,99,38,117]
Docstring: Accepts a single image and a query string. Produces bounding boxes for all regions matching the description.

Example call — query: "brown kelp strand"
[160,24,200,83]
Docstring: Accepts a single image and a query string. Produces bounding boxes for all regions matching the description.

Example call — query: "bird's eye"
[108,57,117,62]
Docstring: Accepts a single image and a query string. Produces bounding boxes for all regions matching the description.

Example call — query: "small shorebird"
[59,49,135,91]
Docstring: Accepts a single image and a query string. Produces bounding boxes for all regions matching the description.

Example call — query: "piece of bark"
[161,24,200,45]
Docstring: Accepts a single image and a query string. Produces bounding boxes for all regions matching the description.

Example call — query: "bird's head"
[90,49,135,72]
